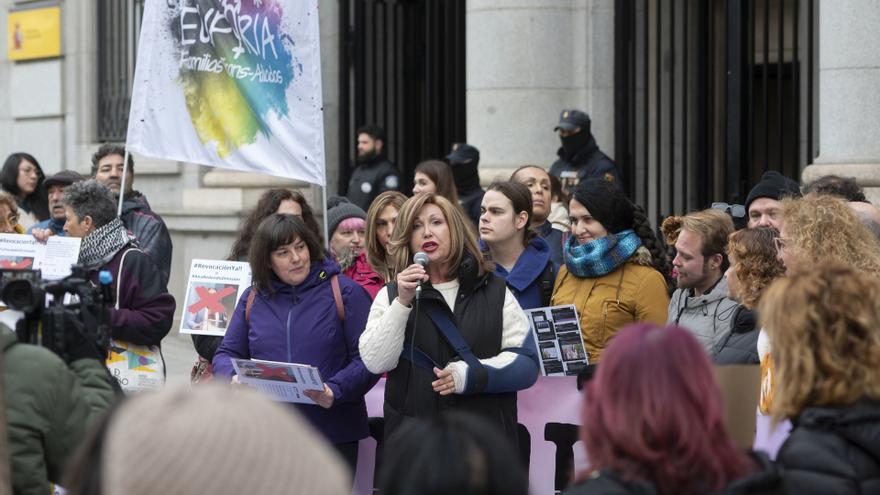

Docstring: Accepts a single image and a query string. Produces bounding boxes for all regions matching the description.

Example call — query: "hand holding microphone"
[395,252,430,307]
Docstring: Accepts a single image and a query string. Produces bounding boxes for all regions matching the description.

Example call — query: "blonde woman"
[359,193,539,443]
[0,191,25,234]
[365,190,407,282]
[760,262,880,493]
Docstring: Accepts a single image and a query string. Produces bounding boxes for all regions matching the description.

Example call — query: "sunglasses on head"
[711,202,746,218]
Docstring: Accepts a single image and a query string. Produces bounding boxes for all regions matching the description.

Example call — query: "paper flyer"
[526,304,590,376]
[180,259,252,336]
[0,234,81,279]
[232,358,324,405]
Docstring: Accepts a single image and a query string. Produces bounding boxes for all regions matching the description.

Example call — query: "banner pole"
[117,149,131,217]
[321,184,329,248]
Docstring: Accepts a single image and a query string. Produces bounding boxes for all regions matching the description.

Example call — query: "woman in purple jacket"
[213,214,378,472]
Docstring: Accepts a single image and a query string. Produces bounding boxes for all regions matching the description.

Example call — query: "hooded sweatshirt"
[668,277,740,354]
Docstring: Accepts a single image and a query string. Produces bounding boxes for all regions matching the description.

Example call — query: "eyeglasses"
[711,202,746,218]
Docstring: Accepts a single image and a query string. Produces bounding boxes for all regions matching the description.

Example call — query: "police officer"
[346,125,400,211]
[549,109,622,195]
[447,143,484,228]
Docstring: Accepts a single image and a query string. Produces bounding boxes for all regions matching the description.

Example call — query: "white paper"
[34,236,82,280]
[526,304,590,376]
[232,358,324,404]
[179,259,252,336]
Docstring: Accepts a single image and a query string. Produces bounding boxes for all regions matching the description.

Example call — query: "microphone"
[413,251,429,300]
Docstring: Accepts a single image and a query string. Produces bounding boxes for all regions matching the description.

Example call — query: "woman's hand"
[396,263,429,307]
[231,375,242,386]
[304,383,335,409]
[31,228,53,243]
[432,366,457,396]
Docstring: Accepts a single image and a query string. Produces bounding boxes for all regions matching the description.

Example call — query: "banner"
[127,0,326,185]
[179,259,252,336]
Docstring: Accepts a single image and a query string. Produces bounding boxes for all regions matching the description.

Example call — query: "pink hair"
[336,217,365,232]
[580,324,754,494]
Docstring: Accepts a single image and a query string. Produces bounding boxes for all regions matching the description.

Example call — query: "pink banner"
[352,377,588,494]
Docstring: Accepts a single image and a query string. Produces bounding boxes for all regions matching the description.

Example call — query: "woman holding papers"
[479,181,556,310]
[359,193,540,443]
[213,214,377,471]
[550,179,669,364]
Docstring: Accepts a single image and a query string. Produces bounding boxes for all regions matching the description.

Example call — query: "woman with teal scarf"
[551,179,671,363]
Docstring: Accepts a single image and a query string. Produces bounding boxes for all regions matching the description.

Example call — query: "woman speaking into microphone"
[359,193,540,443]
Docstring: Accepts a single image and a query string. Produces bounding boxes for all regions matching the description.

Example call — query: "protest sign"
[232,358,324,405]
[526,304,589,376]
[127,0,325,185]
[180,259,252,336]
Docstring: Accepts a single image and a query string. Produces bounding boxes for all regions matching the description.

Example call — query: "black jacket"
[713,307,760,364]
[346,156,400,211]
[549,135,622,192]
[777,399,880,494]
[563,452,783,495]
[121,192,173,288]
[383,257,515,441]
[459,187,485,229]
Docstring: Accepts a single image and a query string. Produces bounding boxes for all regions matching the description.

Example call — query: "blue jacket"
[487,236,556,310]
[27,217,66,236]
[213,259,378,444]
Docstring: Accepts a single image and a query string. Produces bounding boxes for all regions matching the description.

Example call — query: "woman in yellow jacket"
[551,179,671,363]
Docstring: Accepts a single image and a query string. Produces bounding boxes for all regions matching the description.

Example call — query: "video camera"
[0,266,113,363]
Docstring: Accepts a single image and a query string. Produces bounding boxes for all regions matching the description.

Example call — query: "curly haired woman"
[760,262,880,493]
[715,227,785,364]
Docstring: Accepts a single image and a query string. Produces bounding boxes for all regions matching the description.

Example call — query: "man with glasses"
[549,109,621,195]
[662,209,750,355]
[745,171,802,229]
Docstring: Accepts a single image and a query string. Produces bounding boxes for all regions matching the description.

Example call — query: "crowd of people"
[2,109,880,494]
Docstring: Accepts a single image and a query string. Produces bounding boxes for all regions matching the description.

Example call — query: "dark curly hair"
[803,174,867,203]
[229,188,321,261]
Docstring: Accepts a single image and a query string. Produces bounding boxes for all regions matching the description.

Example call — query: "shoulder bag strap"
[115,247,141,310]
[245,287,257,323]
[330,275,345,321]
[425,306,482,372]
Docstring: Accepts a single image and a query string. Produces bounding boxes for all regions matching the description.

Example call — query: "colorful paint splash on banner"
[175,0,300,157]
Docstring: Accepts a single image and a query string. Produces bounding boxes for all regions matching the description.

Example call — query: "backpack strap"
[245,288,256,323]
[538,261,557,308]
[330,275,345,321]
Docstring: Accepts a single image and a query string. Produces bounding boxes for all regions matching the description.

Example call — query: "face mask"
[451,162,480,192]
[560,131,589,159]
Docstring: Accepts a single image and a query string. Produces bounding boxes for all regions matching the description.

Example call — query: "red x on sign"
[0,258,32,269]
[187,285,236,314]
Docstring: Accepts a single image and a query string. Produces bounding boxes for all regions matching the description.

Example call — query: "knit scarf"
[563,229,641,278]
[78,217,133,269]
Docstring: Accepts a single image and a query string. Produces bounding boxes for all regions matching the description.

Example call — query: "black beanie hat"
[572,179,634,234]
[745,171,802,211]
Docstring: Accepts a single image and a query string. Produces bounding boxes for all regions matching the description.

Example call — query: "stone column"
[466,0,616,182]
[801,0,880,203]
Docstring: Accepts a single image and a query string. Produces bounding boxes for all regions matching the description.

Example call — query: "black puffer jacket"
[713,306,760,364]
[121,192,173,288]
[777,399,880,494]
[563,452,783,495]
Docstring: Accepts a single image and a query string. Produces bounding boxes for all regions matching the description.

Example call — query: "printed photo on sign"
[526,304,589,376]
[182,283,236,334]
[180,259,252,336]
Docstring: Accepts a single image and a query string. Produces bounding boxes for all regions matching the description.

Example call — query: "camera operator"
[1,320,115,494]
[61,180,175,349]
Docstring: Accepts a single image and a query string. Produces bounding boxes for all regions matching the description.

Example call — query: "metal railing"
[615,0,818,226]
[97,0,145,142]
[338,0,466,196]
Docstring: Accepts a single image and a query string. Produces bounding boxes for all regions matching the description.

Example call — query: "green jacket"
[1,324,116,494]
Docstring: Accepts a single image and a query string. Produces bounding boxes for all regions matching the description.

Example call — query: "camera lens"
[1,279,40,313]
